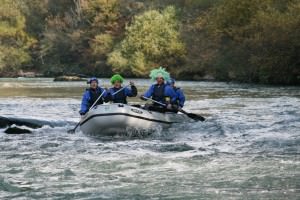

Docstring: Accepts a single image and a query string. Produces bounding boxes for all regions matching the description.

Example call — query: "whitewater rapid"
[0,78,299,199]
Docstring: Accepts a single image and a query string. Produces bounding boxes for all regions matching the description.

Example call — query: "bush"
[90,34,114,56]
[0,0,35,73]
[107,6,186,76]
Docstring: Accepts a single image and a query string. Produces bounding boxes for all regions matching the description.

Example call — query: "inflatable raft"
[79,103,193,136]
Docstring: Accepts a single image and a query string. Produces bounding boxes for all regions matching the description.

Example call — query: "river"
[0,78,299,199]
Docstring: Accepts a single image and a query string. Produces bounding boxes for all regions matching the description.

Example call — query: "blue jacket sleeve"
[164,85,177,104]
[79,91,90,115]
[176,89,185,107]
[143,85,154,98]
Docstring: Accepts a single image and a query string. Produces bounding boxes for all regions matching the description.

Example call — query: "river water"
[0,78,299,199]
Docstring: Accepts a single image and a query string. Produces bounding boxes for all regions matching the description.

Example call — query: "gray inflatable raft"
[80,104,193,136]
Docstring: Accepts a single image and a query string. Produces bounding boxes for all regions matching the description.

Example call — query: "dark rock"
[198,147,207,151]
[157,143,195,152]
[0,116,45,129]
[54,76,85,82]
[5,127,32,134]
[18,70,37,78]
[9,118,43,129]
[0,116,10,128]
[40,143,59,148]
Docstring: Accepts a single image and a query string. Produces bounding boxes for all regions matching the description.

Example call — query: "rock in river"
[53,76,85,81]
[4,127,32,134]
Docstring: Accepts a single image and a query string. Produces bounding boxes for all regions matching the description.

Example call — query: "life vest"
[88,88,103,107]
[111,87,127,104]
[152,84,166,104]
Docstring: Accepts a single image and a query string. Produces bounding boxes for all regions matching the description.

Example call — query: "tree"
[107,6,186,76]
[0,0,35,73]
[38,0,121,76]
[207,0,300,84]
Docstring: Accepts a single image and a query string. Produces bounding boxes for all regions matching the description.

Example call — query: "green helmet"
[110,74,124,84]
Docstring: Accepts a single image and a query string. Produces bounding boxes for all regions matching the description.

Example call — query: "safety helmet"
[87,77,98,84]
[167,78,175,85]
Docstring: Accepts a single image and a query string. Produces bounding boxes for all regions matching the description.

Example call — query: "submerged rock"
[156,143,195,152]
[5,127,32,134]
[40,143,59,148]
[0,116,10,128]
[54,76,85,82]
[9,118,43,129]
[0,116,49,129]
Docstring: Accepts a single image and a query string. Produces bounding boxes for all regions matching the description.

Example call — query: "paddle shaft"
[68,89,106,134]
[141,96,205,121]
[90,84,129,111]
[89,89,106,111]
[68,85,130,133]
[141,96,167,107]
[111,84,130,96]
[90,84,130,111]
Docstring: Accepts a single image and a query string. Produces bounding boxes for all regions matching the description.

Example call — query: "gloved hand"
[140,95,146,101]
[79,111,86,116]
[166,103,172,110]
[130,81,135,86]
[171,104,178,110]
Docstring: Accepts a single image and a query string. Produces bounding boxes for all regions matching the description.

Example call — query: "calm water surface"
[0,78,299,199]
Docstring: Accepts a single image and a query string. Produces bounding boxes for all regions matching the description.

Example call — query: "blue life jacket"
[88,88,104,107]
[153,84,166,105]
[109,87,127,104]
[80,87,107,115]
[143,83,177,105]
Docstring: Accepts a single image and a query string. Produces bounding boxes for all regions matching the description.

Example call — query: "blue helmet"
[87,77,98,84]
[167,78,175,85]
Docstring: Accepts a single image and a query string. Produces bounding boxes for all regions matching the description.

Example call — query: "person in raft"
[107,74,137,104]
[79,77,108,116]
[167,78,186,111]
[140,67,178,112]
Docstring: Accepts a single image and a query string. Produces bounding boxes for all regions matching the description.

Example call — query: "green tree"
[39,0,121,76]
[82,0,120,33]
[107,6,186,76]
[0,0,35,73]
[246,1,300,84]
[90,34,113,56]
[207,0,300,84]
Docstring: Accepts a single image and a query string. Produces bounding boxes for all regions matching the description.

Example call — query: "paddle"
[68,85,130,134]
[110,84,130,97]
[141,96,205,121]
[68,89,106,134]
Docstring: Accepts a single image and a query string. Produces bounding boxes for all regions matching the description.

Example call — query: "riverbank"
[0,71,217,82]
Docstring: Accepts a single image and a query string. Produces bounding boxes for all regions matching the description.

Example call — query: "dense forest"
[0,0,299,84]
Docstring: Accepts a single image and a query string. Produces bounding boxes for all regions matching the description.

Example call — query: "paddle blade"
[179,109,205,121]
[186,113,205,121]
[68,122,81,134]
[67,129,76,134]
